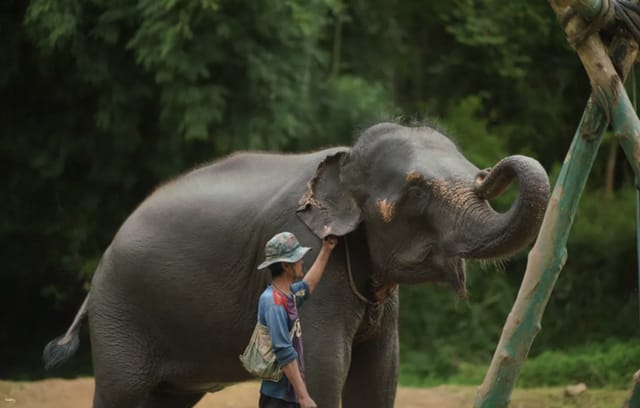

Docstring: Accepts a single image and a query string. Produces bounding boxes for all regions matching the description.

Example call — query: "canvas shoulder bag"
[239,318,301,382]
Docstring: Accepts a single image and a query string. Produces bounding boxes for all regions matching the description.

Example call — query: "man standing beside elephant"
[256,231,338,408]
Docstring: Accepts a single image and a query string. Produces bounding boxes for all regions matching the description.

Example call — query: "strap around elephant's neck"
[344,236,394,306]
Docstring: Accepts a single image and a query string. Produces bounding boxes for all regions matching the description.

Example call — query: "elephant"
[44,122,550,408]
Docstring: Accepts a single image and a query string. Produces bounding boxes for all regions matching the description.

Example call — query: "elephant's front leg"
[302,328,353,407]
[342,326,399,407]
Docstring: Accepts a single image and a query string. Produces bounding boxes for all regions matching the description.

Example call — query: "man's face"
[293,260,304,280]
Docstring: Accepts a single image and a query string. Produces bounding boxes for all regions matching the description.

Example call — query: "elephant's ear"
[297,151,362,238]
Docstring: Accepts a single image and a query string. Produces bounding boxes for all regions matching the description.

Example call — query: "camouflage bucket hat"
[257,232,311,270]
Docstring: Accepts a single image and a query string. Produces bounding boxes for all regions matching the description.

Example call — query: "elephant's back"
[133,148,345,224]
[110,148,344,257]
[90,148,345,356]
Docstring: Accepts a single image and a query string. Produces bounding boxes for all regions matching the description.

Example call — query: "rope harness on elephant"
[343,236,397,342]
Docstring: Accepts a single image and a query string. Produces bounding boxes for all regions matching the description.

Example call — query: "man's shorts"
[259,394,300,408]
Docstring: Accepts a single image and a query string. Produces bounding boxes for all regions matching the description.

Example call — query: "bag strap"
[289,318,301,340]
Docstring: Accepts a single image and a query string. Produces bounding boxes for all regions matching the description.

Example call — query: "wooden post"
[474,1,640,406]
[623,370,640,408]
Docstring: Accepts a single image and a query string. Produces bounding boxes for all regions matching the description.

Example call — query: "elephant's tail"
[42,293,89,370]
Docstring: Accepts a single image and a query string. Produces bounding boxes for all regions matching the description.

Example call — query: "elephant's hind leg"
[90,318,158,407]
[92,378,149,408]
[91,344,156,408]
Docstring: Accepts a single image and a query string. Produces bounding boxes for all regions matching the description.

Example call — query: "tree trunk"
[622,370,640,408]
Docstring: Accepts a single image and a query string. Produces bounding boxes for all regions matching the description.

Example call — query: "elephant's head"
[297,123,550,297]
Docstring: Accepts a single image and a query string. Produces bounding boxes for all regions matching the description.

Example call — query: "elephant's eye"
[403,186,430,216]
[407,186,427,201]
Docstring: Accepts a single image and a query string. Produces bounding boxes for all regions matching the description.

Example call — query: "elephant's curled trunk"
[458,155,550,259]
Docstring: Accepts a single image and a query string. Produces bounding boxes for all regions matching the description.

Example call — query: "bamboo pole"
[555,0,640,175]
[623,370,640,408]
[474,1,639,406]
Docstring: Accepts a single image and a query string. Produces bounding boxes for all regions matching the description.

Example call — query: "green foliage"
[399,263,520,384]
[441,94,508,166]
[441,2,560,80]
[533,188,640,351]
[401,338,640,389]
[519,339,640,388]
[394,0,588,169]
[300,75,395,149]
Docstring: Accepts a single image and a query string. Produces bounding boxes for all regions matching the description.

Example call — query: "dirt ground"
[0,378,630,408]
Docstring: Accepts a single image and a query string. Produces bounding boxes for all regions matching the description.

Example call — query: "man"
[256,231,338,408]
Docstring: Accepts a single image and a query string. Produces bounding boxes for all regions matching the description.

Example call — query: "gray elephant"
[44,122,550,408]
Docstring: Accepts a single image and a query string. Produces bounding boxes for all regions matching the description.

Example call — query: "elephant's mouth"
[391,247,467,298]
[424,249,468,298]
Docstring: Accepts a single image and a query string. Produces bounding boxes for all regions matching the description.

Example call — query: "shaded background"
[2,0,639,387]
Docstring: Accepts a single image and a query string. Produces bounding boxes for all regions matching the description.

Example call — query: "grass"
[400,338,640,391]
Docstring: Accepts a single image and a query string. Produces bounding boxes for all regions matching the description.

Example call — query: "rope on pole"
[568,0,615,45]
[567,0,640,48]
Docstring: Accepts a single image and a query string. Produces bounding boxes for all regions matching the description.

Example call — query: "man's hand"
[299,395,318,408]
[323,235,338,251]
[282,361,316,407]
